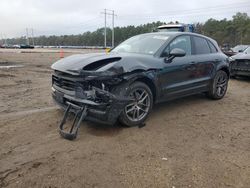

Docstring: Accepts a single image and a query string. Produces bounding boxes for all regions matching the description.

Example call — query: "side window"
[207,40,218,53]
[163,35,191,56]
[193,36,211,55]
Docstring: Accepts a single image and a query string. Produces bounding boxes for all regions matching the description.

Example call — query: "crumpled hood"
[51,52,163,75]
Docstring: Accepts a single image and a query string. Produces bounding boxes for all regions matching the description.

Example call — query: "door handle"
[186,62,196,71]
[189,61,196,64]
[187,66,196,71]
[214,59,220,63]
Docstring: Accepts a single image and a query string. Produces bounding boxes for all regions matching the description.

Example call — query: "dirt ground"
[0,49,250,188]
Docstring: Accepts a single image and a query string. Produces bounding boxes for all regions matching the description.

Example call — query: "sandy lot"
[0,49,250,188]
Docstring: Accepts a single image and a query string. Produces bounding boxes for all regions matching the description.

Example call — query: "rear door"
[190,36,218,88]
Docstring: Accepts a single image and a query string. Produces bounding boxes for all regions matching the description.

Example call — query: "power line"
[116,5,250,25]
[31,17,102,35]
[112,10,115,48]
[33,19,103,36]
[119,1,250,19]
[6,1,250,40]
[101,9,107,48]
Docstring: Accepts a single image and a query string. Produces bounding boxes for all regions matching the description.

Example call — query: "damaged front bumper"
[52,84,129,125]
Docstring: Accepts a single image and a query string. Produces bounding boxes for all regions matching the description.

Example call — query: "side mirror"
[165,48,186,63]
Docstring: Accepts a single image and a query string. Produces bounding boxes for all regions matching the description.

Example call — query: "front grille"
[235,60,250,70]
[52,75,76,91]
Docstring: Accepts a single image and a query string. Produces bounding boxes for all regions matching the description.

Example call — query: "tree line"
[3,12,250,48]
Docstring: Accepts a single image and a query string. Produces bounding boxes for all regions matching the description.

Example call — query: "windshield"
[244,47,250,54]
[232,45,249,52]
[112,34,169,55]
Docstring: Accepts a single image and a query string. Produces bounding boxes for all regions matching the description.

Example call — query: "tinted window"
[208,40,218,53]
[193,36,211,55]
[163,35,191,56]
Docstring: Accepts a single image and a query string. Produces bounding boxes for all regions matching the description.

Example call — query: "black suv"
[52,32,230,127]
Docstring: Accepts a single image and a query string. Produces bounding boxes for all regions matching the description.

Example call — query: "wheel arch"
[218,66,230,78]
[133,76,157,103]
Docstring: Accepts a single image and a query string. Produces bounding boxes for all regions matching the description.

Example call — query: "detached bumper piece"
[59,101,88,140]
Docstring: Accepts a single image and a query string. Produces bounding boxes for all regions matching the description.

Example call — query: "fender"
[212,57,230,78]
[121,69,160,102]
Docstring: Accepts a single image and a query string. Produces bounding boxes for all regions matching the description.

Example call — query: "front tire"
[230,75,236,79]
[207,70,229,100]
[119,82,153,127]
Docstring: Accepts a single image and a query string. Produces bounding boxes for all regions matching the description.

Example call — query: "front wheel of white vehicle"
[119,82,153,127]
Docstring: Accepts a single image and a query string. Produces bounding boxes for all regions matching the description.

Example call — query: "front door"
[158,35,198,101]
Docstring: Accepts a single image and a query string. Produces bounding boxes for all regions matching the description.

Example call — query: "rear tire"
[119,82,153,127]
[207,70,228,100]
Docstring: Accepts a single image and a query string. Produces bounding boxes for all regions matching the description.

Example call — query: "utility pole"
[31,28,35,46]
[112,10,115,48]
[101,9,116,48]
[240,31,243,45]
[0,33,3,45]
[26,28,30,45]
[104,9,107,48]
[4,34,7,46]
[101,9,107,48]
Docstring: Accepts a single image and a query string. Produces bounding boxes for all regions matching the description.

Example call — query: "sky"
[0,0,250,38]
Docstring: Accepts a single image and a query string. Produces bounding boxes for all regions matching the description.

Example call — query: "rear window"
[193,36,211,55]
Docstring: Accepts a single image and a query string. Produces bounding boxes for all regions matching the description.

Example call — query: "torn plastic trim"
[53,68,159,98]
[62,86,132,106]
[75,69,158,103]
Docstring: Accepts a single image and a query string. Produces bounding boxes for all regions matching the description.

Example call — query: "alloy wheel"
[125,88,150,122]
[215,73,228,97]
